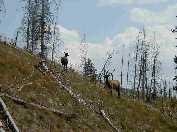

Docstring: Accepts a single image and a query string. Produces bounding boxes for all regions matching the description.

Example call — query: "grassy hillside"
[0,43,177,132]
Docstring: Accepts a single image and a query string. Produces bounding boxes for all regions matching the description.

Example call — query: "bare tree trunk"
[40,0,45,58]
[26,0,31,50]
[52,22,56,63]
[133,41,139,99]
[15,31,19,46]
[31,15,36,52]
[26,18,30,49]
[121,56,124,88]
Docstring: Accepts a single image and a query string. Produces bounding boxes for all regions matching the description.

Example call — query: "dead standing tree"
[121,56,124,88]
[80,33,88,75]
[149,34,161,101]
[133,36,140,99]
[51,23,62,65]
[126,53,130,91]
[134,29,150,100]
[51,0,63,65]
[136,30,149,100]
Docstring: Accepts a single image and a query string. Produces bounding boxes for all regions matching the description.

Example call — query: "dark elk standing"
[104,73,121,97]
[61,52,69,70]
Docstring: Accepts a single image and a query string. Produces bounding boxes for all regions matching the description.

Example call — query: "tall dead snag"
[51,1,63,65]
[133,37,139,98]
[126,53,130,94]
[26,17,30,49]
[14,31,19,46]
[80,33,88,74]
[51,22,62,65]
[135,29,150,100]
[141,29,149,101]
[121,56,124,88]
[126,54,130,85]
[51,22,56,64]
[149,33,161,101]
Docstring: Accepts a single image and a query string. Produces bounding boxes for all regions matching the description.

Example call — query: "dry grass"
[0,43,177,131]
[56,61,177,132]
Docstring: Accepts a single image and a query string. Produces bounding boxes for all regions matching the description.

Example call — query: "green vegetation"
[0,43,177,131]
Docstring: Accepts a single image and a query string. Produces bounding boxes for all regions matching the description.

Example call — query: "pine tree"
[83,58,97,81]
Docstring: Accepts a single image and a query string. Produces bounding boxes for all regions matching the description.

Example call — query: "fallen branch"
[18,82,33,91]
[0,97,19,132]
[3,94,76,119]
[100,110,120,132]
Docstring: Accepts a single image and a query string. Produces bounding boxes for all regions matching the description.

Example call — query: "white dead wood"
[3,94,76,119]
[18,82,33,91]
[0,97,19,132]
[17,66,35,91]
[100,110,120,132]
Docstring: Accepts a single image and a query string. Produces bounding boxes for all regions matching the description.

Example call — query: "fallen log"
[0,97,19,132]
[100,110,120,132]
[3,94,76,119]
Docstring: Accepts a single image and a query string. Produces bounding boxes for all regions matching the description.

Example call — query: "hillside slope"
[0,43,177,132]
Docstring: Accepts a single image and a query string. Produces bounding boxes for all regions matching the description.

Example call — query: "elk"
[61,52,69,70]
[104,73,121,97]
